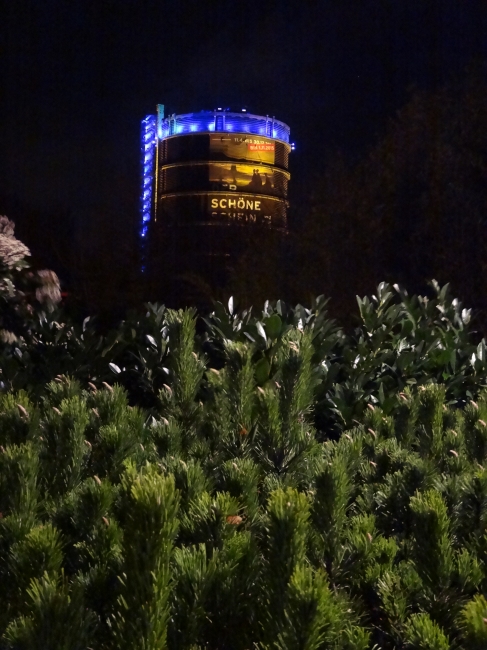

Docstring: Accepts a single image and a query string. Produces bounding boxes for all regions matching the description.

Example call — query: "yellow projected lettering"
[210,197,261,210]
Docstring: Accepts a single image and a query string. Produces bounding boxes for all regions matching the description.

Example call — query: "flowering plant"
[0,216,61,344]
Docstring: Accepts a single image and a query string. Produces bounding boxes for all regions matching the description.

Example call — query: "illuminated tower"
[140,105,292,296]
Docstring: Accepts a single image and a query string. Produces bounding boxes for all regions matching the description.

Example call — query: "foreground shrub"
[1,346,487,647]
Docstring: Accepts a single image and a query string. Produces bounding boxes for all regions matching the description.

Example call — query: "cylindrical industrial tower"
[140,106,292,295]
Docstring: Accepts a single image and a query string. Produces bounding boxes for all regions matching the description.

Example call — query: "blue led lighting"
[139,114,157,247]
[158,111,290,143]
[138,107,291,265]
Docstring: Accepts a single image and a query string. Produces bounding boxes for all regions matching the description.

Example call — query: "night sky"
[2,0,487,247]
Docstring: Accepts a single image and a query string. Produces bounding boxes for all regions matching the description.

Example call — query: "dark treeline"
[230,64,487,329]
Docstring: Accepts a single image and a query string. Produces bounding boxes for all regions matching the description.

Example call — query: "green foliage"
[409,489,454,588]
[274,565,336,650]
[4,572,96,650]
[1,287,487,648]
[112,464,179,650]
[460,594,487,650]
[403,613,450,650]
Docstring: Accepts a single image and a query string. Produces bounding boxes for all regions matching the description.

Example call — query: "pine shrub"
[1,282,487,647]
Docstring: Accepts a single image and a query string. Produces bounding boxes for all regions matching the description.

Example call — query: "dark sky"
[2,0,487,244]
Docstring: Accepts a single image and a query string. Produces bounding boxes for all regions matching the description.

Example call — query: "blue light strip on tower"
[140,114,157,240]
[158,111,290,143]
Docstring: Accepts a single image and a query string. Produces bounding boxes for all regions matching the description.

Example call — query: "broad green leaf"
[265,314,282,340]
[254,357,270,385]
